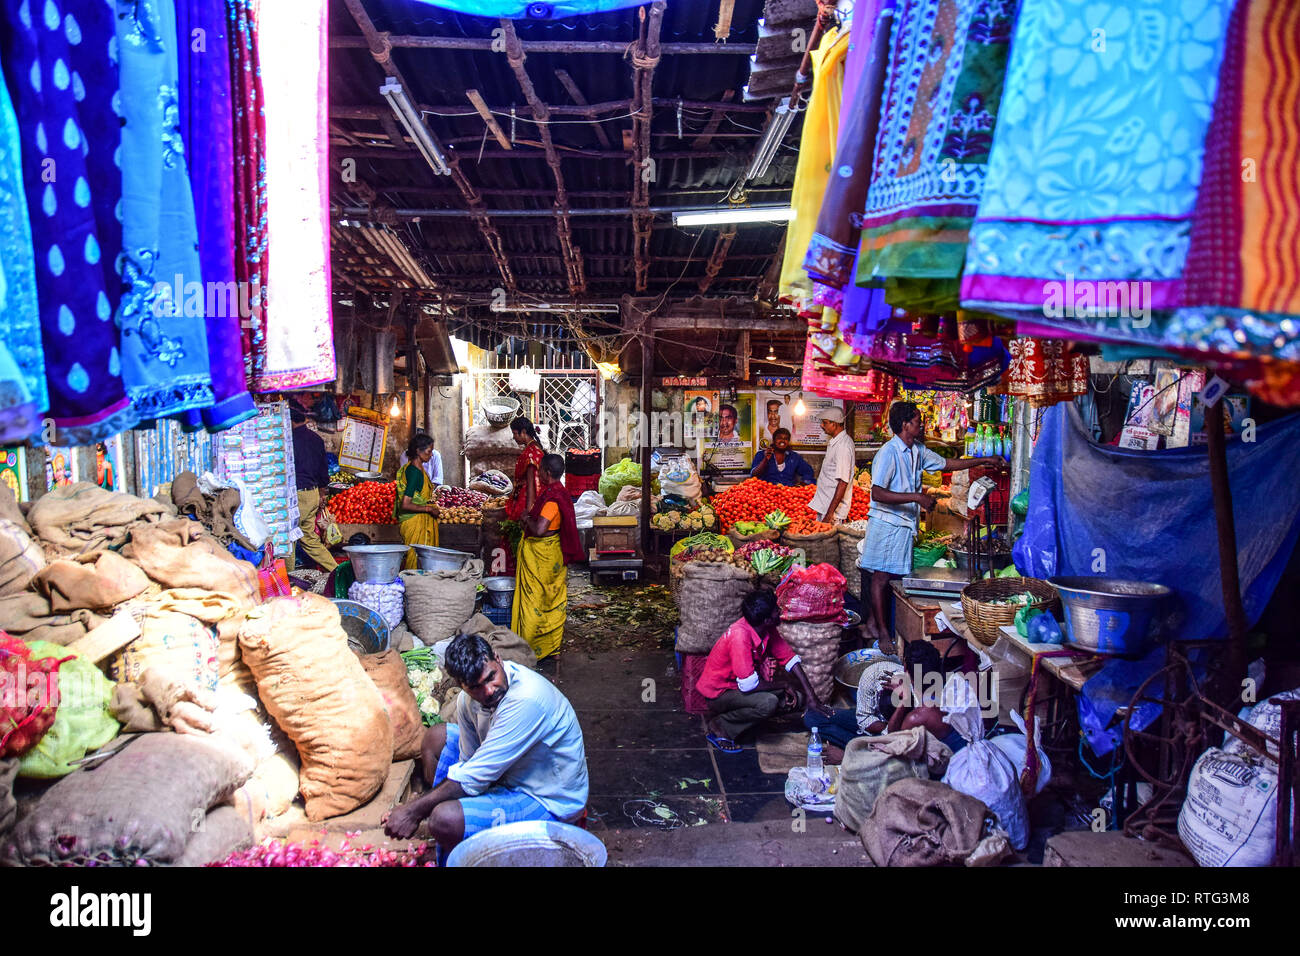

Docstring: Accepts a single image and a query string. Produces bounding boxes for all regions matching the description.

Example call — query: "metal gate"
[470,369,601,453]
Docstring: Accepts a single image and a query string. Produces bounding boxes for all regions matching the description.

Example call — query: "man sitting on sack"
[700,588,833,754]
[383,633,589,856]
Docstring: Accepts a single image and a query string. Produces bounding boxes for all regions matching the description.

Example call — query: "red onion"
[209,834,436,867]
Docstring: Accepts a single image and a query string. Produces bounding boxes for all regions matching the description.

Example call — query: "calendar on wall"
[338,408,389,473]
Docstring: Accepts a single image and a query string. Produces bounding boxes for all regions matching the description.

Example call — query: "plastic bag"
[1179,748,1280,866]
[775,563,847,622]
[599,458,643,505]
[316,506,343,546]
[17,641,120,779]
[941,674,1028,850]
[200,471,270,549]
[659,455,701,500]
[606,500,639,518]
[988,711,1052,797]
[573,490,607,527]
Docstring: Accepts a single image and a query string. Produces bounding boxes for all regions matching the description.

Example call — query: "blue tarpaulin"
[1015,403,1300,643]
[1015,403,1300,756]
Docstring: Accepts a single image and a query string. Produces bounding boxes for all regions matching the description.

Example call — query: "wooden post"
[638,326,653,557]
[1206,398,1248,698]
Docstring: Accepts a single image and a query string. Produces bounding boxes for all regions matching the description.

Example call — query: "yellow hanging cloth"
[778,26,851,301]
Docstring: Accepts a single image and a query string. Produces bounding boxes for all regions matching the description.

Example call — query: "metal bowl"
[333,599,390,655]
[343,544,407,583]
[354,471,384,482]
[834,648,902,696]
[412,544,474,573]
[482,576,516,609]
[949,543,1013,575]
[446,820,606,868]
[1048,576,1173,655]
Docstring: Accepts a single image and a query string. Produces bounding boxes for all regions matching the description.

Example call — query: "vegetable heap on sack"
[734,541,799,577]
[650,500,717,533]
[327,481,397,524]
[211,835,434,867]
[435,487,488,509]
[710,479,869,533]
[669,533,733,563]
[402,647,446,726]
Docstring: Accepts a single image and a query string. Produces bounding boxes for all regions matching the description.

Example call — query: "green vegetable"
[764,510,791,530]
[498,519,523,553]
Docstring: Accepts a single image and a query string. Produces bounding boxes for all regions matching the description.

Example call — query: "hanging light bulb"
[389,395,401,418]
[765,341,777,362]
[794,397,806,415]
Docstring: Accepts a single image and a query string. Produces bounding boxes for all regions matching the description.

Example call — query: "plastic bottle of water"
[807,727,825,793]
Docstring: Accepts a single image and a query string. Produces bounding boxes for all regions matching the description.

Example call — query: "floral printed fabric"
[854,0,1017,311]
[115,0,214,420]
[961,0,1233,313]
[998,338,1089,408]
[2,0,137,444]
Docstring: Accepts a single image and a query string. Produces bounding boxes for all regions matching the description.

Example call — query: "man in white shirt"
[809,406,855,524]
[383,634,589,856]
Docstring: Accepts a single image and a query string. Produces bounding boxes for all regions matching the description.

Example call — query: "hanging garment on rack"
[1165,0,1300,363]
[805,0,894,301]
[778,25,850,304]
[854,0,1018,312]
[0,62,44,441]
[995,338,1090,409]
[176,0,255,432]
[226,0,267,389]
[2,0,136,445]
[115,0,214,421]
[961,0,1234,314]
[251,0,335,391]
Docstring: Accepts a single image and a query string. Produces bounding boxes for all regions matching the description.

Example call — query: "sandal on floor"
[706,733,742,755]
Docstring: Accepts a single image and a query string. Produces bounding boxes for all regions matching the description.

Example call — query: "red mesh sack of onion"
[1,631,72,759]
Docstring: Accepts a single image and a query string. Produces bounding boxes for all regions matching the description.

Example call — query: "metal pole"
[638,329,653,558]
[1206,398,1248,697]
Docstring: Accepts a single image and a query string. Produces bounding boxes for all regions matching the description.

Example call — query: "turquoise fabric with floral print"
[960,0,1233,314]
[115,0,213,421]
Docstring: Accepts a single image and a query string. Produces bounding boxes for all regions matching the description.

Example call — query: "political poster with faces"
[702,394,754,470]
[780,392,845,447]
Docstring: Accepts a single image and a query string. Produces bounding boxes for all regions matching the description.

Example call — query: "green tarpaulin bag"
[18,641,120,779]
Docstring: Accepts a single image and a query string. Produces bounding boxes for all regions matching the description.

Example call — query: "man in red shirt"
[699,588,831,754]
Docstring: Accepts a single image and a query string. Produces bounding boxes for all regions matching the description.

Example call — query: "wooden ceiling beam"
[501,19,586,298]
[554,68,612,149]
[340,0,517,295]
[697,226,738,294]
[329,145,745,162]
[630,2,667,293]
[331,98,770,120]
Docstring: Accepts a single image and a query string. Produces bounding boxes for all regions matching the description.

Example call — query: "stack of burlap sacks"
[462,422,521,480]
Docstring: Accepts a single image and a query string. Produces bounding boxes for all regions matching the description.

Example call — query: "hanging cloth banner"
[250,0,335,391]
[1014,402,1300,643]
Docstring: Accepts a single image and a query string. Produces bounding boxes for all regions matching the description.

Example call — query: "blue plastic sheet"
[1014,403,1300,643]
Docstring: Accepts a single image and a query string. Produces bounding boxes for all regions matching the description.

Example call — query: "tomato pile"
[327,481,397,524]
[710,478,868,533]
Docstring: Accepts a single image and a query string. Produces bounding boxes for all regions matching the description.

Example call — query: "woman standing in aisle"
[513,454,583,660]
[396,434,441,570]
[507,416,546,522]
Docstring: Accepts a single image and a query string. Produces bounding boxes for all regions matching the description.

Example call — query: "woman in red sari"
[507,416,545,521]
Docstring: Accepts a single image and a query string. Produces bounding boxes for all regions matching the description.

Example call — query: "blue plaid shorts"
[434,723,559,838]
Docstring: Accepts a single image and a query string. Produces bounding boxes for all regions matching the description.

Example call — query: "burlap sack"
[838,527,865,599]
[238,593,392,821]
[0,591,108,645]
[0,481,29,532]
[122,518,258,605]
[674,561,755,654]
[111,607,220,696]
[0,757,17,836]
[28,482,171,557]
[777,619,842,701]
[361,650,425,761]
[859,777,990,868]
[172,804,254,866]
[150,588,249,678]
[461,612,538,670]
[0,517,44,597]
[400,559,483,645]
[781,528,841,568]
[833,728,952,833]
[4,733,253,866]
[32,551,151,612]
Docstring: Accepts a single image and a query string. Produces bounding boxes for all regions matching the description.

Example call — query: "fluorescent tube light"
[746,96,796,181]
[380,77,450,176]
[672,206,795,227]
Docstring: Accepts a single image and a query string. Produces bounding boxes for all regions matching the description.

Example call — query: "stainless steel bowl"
[1048,576,1173,655]
[834,648,902,696]
[343,544,407,583]
[446,820,606,867]
[482,576,516,609]
[412,544,474,573]
[332,599,391,655]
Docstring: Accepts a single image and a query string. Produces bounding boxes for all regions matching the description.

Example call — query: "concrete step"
[599,818,871,867]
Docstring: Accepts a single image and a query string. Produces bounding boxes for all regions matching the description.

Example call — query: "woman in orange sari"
[507,416,545,521]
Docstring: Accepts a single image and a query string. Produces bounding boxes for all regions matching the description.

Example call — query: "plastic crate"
[969,466,1011,526]
[565,450,602,477]
[565,472,600,498]
[481,602,512,627]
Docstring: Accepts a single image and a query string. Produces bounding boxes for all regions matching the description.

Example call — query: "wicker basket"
[959,577,1059,647]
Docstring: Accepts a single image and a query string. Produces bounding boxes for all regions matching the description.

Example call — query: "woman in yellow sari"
[513,453,583,660]
[396,435,441,570]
